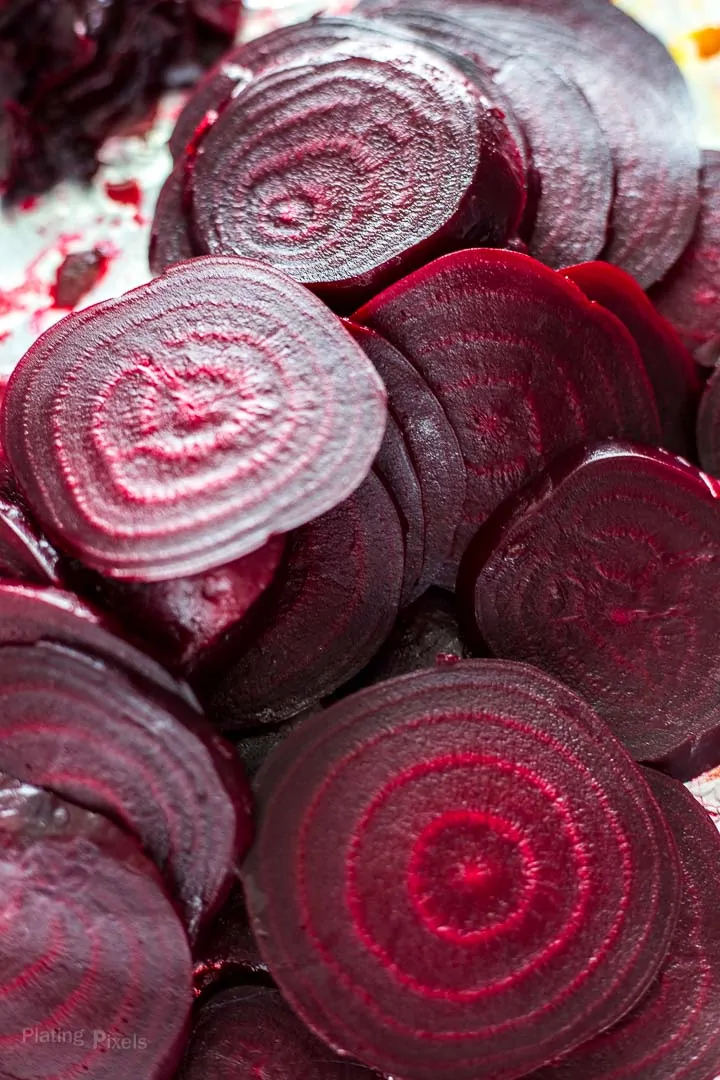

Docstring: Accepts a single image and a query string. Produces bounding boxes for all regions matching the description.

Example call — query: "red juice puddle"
[105,179,144,224]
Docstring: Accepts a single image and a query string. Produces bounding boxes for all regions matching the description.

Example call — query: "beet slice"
[375,412,426,605]
[187,41,524,308]
[149,161,196,275]
[0,772,192,1080]
[651,150,720,364]
[242,659,680,1080]
[459,440,720,780]
[353,248,661,583]
[194,886,271,997]
[697,367,720,476]
[562,261,701,458]
[0,460,63,585]
[0,636,252,938]
[2,256,386,581]
[206,471,404,729]
[178,986,380,1079]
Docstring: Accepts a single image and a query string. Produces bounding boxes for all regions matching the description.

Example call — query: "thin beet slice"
[651,150,720,365]
[194,886,271,997]
[532,768,720,1080]
[0,772,192,1080]
[697,367,720,476]
[459,440,720,780]
[0,637,253,939]
[0,460,63,585]
[375,412,426,605]
[353,248,661,583]
[187,41,524,309]
[563,261,701,459]
[2,256,386,581]
[149,161,196,275]
[371,9,612,268]
[345,322,466,593]
[242,660,680,1080]
[206,471,404,729]
[178,986,380,1079]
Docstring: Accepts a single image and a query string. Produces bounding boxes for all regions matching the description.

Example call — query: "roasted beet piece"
[354,248,661,583]
[2,256,386,581]
[459,441,720,780]
[563,261,701,458]
[243,660,680,1080]
[194,886,270,997]
[206,471,404,728]
[0,772,192,1079]
[0,460,63,584]
[697,366,720,476]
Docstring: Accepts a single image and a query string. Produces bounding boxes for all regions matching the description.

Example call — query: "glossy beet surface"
[193,886,270,998]
[0,461,63,585]
[243,660,680,1080]
[460,442,720,780]
[2,257,387,581]
[697,367,720,477]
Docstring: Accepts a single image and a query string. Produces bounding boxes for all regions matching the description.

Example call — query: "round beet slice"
[194,886,271,998]
[353,248,661,583]
[698,367,720,477]
[2,256,386,581]
[459,440,720,780]
[345,322,466,593]
[206,471,404,728]
[535,769,720,1080]
[187,41,524,309]
[0,638,253,939]
[651,150,720,364]
[178,986,380,1079]
[149,160,196,274]
[170,52,253,161]
[563,261,701,459]
[0,773,192,1080]
[0,460,62,585]
[242,660,680,1080]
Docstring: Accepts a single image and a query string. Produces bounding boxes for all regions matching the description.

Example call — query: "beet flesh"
[243,659,680,1079]
[206,471,404,728]
[2,256,386,581]
[651,150,720,365]
[353,248,661,583]
[0,772,193,1079]
[149,161,196,275]
[193,886,271,998]
[562,261,701,459]
[697,367,720,477]
[375,409,426,605]
[0,460,63,585]
[460,441,720,780]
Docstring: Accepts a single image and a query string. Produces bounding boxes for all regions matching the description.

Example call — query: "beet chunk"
[0,772,193,1079]
[459,440,720,780]
[0,460,63,585]
[52,248,109,309]
[242,660,680,1080]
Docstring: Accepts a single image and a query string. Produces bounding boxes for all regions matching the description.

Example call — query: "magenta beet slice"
[194,886,270,997]
[206,471,404,728]
[149,161,196,275]
[345,322,466,593]
[353,248,661,582]
[459,440,720,780]
[375,412,426,605]
[0,636,252,938]
[651,150,720,364]
[242,659,680,1080]
[0,460,63,585]
[0,773,192,1079]
[2,256,386,581]
[698,367,720,476]
[532,768,720,1080]
[179,986,380,1079]
[563,261,701,459]
[187,41,524,309]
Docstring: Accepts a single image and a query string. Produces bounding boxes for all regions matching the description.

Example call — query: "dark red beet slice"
[179,986,380,1079]
[460,440,720,780]
[562,261,701,459]
[242,660,680,1080]
[3,256,386,581]
[698,366,720,476]
[194,886,271,997]
[149,162,196,275]
[651,151,720,364]
[206,471,404,729]
[353,248,661,583]
[0,772,192,1079]
[0,460,63,585]
[375,411,426,605]
[0,637,252,938]
[345,322,466,593]
[187,41,524,308]
[533,768,720,1080]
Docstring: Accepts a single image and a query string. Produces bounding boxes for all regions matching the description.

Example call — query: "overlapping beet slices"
[0,459,63,584]
[0,772,193,1080]
[697,367,720,477]
[193,886,270,997]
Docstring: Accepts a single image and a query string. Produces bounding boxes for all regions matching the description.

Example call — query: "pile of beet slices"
[3,1,720,1078]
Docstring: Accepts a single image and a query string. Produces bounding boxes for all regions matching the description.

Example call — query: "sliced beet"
[243,660,680,1080]
[375,411,426,604]
[149,161,196,275]
[345,322,466,593]
[0,460,63,585]
[698,367,720,477]
[206,471,404,729]
[459,440,720,780]
[353,248,661,582]
[178,986,380,1079]
[187,41,524,308]
[533,768,720,1080]
[0,772,192,1079]
[651,150,720,364]
[0,636,252,938]
[562,261,701,459]
[194,886,271,997]
[2,256,386,581]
